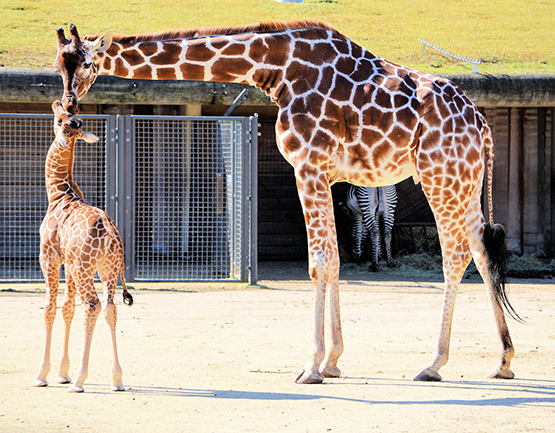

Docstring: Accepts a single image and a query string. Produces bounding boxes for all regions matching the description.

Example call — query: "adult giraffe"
[54,21,519,384]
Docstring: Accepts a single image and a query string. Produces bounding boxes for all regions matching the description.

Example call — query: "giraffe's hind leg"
[465,194,515,379]
[414,233,472,381]
[99,267,125,391]
[413,161,474,381]
[68,268,101,393]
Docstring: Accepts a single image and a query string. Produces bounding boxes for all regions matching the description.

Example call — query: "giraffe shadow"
[81,377,555,407]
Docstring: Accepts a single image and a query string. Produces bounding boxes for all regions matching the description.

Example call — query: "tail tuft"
[123,288,133,306]
[483,223,522,322]
[120,268,133,306]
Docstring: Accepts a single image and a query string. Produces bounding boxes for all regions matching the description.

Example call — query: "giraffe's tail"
[483,223,521,322]
[120,267,133,306]
[480,114,521,322]
[99,212,133,306]
[481,116,495,225]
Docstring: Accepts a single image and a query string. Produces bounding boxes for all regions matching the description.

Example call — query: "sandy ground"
[1,261,554,433]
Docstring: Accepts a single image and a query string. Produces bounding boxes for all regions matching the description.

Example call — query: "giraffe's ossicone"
[53,21,519,384]
[32,100,133,393]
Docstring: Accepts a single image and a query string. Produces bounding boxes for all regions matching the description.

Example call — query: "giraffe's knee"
[308,251,338,282]
[309,257,325,281]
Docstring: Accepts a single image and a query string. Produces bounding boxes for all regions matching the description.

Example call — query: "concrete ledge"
[443,73,555,107]
[1,68,554,107]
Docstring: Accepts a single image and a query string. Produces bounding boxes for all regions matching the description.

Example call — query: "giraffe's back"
[57,204,123,270]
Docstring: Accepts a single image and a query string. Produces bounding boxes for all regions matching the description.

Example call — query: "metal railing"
[419,38,482,73]
[0,114,257,283]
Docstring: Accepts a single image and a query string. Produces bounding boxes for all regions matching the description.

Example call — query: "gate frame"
[0,113,258,284]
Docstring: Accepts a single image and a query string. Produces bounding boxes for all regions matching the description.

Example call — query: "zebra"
[340,184,398,271]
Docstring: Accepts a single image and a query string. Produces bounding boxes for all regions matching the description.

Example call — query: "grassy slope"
[0,0,553,74]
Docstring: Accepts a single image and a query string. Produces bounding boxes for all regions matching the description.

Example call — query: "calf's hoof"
[295,370,324,384]
[31,379,48,387]
[320,366,341,378]
[57,376,72,384]
[488,369,515,379]
[67,384,84,393]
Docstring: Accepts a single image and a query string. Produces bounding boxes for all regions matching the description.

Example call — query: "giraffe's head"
[54,24,113,115]
[52,100,99,148]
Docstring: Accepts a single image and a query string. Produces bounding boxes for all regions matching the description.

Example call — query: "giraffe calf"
[32,100,133,393]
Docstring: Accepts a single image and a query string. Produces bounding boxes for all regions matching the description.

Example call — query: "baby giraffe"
[32,100,133,393]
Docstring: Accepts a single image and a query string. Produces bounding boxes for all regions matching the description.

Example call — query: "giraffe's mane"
[84,20,335,43]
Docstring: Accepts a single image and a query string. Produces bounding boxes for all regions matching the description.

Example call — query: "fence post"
[105,115,118,223]
[117,115,136,282]
[241,116,258,284]
[250,115,259,285]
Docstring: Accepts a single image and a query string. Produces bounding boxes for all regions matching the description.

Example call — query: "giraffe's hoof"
[67,384,84,393]
[414,368,442,382]
[295,370,324,384]
[57,376,72,384]
[320,366,341,378]
[111,384,125,392]
[488,369,515,379]
[31,379,49,387]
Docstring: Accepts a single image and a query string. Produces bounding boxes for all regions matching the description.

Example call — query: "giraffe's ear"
[89,30,113,53]
[80,132,99,143]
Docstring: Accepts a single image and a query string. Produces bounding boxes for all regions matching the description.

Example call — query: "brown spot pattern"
[121,49,144,67]
[151,43,182,65]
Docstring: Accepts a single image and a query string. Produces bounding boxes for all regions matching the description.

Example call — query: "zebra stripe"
[343,184,397,270]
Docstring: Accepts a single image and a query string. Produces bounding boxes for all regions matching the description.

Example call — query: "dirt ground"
[1,261,554,433]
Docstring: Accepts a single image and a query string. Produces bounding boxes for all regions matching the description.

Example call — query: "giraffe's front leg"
[320,266,343,379]
[32,251,60,387]
[57,271,76,384]
[293,164,342,384]
[295,267,327,384]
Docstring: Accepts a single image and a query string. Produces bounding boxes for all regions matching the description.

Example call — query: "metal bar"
[241,118,251,283]
[249,115,259,285]
[129,115,246,122]
[418,38,481,73]
[105,116,118,222]
[224,89,252,117]
[117,115,136,282]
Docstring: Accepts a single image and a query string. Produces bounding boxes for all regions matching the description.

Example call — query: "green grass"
[0,0,553,73]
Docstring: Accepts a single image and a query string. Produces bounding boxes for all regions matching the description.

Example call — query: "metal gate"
[0,114,257,283]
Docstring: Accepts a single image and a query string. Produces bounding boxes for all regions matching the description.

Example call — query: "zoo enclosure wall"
[1,70,554,260]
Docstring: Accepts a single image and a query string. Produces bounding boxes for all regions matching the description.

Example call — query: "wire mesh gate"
[0,114,257,283]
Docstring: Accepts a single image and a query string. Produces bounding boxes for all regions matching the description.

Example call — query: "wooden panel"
[551,108,555,256]
[539,108,554,256]
[505,108,523,253]
[484,108,510,228]
[530,107,554,256]
[522,108,539,254]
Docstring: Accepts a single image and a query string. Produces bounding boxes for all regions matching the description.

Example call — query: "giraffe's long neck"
[92,28,319,104]
[45,139,83,204]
